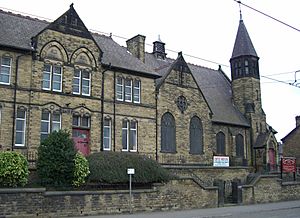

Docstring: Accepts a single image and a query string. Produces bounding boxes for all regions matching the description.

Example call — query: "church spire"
[231,19,258,59]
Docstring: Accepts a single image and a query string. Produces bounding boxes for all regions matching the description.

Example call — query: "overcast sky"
[1,0,299,140]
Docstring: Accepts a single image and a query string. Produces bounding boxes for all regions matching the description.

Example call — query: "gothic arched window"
[236,134,244,157]
[216,131,226,155]
[189,116,203,154]
[161,112,176,153]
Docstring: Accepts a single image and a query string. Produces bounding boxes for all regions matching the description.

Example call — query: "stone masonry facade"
[0,5,279,171]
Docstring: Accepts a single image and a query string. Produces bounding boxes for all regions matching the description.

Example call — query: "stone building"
[0,5,278,171]
[282,116,300,167]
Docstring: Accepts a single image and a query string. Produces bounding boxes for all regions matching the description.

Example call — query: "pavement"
[71,200,300,218]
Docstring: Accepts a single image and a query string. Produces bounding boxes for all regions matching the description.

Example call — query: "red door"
[72,128,90,156]
[268,148,275,171]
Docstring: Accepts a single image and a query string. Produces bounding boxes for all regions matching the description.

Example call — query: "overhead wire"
[234,0,300,33]
[1,5,299,88]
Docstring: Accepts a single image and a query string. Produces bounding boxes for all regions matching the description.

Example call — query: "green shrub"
[73,152,90,187]
[36,130,76,186]
[0,151,29,187]
[87,152,171,184]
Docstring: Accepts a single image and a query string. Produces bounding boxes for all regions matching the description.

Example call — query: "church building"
[0,5,278,172]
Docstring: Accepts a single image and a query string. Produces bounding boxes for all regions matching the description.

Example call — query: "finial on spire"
[239,1,243,20]
[158,34,162,42]
[70,3,74,8]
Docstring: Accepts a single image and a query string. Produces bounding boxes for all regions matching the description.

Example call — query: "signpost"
[127,168,135,213]
[281,157,297,181]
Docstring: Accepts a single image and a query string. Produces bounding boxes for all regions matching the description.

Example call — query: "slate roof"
[0,8,250,127]
[0,10,47,51]
[254,132,270,148]
[0,9,159,78]
[231,19,258,59]
[145,53,250,127]
[281,125,300,142]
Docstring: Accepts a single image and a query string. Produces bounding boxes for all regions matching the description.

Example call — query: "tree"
[37,130,76,186]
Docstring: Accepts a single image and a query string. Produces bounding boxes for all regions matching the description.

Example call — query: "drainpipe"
[11,54,27,150]
[113,70,116,152]
[100,63,111,151]
[155,90,158,161]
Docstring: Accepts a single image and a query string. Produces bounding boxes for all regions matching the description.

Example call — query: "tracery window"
[161,112,176,153]
[190,116,203,154]
[216,131,226,155]
[236,134,244,157]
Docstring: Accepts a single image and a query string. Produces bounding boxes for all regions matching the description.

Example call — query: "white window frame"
[40,111,61,140]
[42,63,62,92]
[122,120,129,151]
[116,77,124,101]
[52,112,62,132]
[124,79,132,102]
[82,70,91,96]
[103,118,111,151]
[133,80,141,103]
[122,119,137,152]
[52,65,62,92]
[72,114,90,128]
[73,69,81,95]
[15,109,26,146]
[129,120,137,152]
[41,111,51,140]
[0,56,12,85]
[73,69,91,96]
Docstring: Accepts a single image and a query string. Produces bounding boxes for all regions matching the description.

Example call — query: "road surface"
[72,200,300,218]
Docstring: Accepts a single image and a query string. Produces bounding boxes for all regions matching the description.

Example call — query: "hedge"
[87,152,171,184]
[0,151,29,187]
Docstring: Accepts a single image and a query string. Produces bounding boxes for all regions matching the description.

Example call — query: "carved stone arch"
[40,41,68,62]
[71,47,97,68]
[104,115,112,120]
[17,105,27,111]
[72,106,92,116]
[41,102,62,112]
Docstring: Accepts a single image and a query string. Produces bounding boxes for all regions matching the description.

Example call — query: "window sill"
[122,149,137,152]
[160,150,177,154]
[189,152,204,155]
[13,145,27,149]
[116,100,141,105]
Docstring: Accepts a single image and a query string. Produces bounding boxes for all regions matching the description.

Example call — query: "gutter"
[155,90,158,161]
[100,63,111,151]
[11,54,28,150]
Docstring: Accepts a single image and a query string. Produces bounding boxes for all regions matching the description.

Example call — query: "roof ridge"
[145,51,219,72]
[187,61,218,72]
[91,31,111,39]
[0,8,50,24]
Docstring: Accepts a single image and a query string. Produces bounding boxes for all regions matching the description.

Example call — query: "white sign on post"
[127,168,135,175]
[127,168,135,213]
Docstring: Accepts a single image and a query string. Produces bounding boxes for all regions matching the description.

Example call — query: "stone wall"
[242,175,300,204]
[165,165,252,186]
[0,179,218,217]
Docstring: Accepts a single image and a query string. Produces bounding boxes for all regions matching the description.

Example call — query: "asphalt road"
[72,200,300,218]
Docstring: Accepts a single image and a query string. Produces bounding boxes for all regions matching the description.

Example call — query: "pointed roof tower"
[231,18,258,59]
